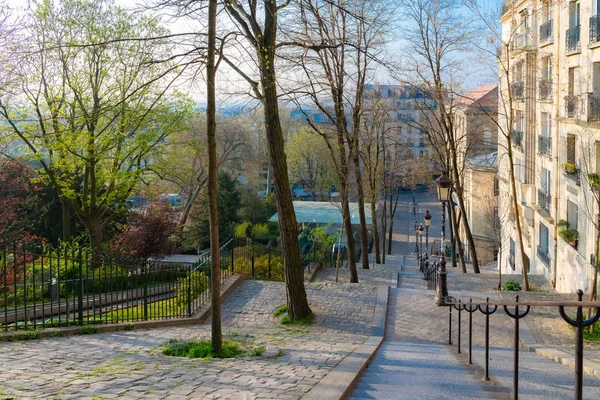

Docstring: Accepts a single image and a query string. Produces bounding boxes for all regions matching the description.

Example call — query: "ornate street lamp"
[436,175,452,305]
[424,210,432,261]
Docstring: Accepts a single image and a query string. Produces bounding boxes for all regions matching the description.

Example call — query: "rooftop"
[269,201,372,225]
[466,151,498,169]
[456,84,498,108]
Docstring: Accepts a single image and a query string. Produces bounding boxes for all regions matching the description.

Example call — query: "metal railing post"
[187,265,192,317]
[143,261,148,321]
[478,298,498,381]
[78,248,84,325]
[464,299,477,364]
[504,295,530,400]
[558,289,600,400]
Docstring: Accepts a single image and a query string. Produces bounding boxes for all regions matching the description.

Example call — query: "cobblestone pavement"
[314,265,393,287]
[0,280,378,399]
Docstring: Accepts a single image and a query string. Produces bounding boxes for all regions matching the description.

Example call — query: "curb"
[301,284,389,400]
[1,274,245,341]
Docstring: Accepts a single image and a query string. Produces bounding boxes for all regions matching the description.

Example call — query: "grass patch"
[76,325,99,335]
[123,323,135,331]
[281,313,314,325]
[14,330,40,341]
[273,304,288,317]
[584,320,600,342]
[502,280,522,291]
[162,339,265,359]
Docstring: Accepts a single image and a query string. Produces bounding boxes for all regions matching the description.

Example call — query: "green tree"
[184,172,241,250]
[0,0,192,255]
[285,128,338,200]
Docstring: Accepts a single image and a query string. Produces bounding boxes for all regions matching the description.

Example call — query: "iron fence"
[446,293,599,400]
[590,14,600,44]
[0,240,236,331]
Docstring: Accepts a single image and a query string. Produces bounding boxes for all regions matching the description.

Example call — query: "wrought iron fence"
[446,293,599,400]
[0,240,237,331]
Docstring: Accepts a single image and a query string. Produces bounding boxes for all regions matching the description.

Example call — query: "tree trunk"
[448,203,457,269]
[259,2,312,318]
[449,204,467,273]
[207,0,222,356]
[448,141,480,273]
[387,188,400,255]
[381,193,387,264]
[61,199,71,242]
[340,190,358,282]
[507,133,530,291]
[353,154,369,269]
[371,200,381,265]
[587,218,600,333]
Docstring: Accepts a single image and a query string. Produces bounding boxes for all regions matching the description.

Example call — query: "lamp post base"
[435,270,449,306]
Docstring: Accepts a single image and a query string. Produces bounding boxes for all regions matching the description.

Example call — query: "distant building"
[460,152,499,265]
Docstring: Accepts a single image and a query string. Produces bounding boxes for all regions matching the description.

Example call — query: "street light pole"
[424,210,432,261]
[436,176,452,306]
[417,223,424,271]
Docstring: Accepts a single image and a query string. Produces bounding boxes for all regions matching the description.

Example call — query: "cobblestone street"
[0,281,378,399]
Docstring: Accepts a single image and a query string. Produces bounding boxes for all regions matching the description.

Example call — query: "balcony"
[511,130,523,147]
[512,28,533,51]
[539,79,552,100]
[586,93,600,122]
[566,25,581,53]
[563,163,581,186]
[537,245,551,267]
[591,14,600,44]
[538,135,551,155]
[539,20,553,43]
[537,189,551,214]
[564,95,578,118]
[511,81,524,99]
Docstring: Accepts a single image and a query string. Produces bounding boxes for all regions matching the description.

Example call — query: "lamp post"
[436,175,452,306]
[418,223,424,271]
[424,210,432,261]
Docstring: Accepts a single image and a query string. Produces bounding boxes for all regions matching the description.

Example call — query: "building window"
[567,200,579,231]
[509,238,516,270]
[538,223,550,266]
[567,134,576,164]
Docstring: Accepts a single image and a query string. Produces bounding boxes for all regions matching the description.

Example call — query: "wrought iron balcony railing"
[537,245,551,266]
[538,135,551,155]
[512,28,533,51]
[537,188,551,214]
[564,95,578,118]
[539,79,552,100]
[539,20,553,43]
[591,14,600,44]
[511,81,524,99]
[563,164,581,186]
[586,93,600,122]
[566,25,581,52]
[511,130,523,147]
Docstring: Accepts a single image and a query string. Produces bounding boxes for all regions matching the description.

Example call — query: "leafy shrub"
[162,339,264,359]
[76,325,99,335]
[175,270,208,310]
[124,323,135,331]
[15,330,40,341]
[502,280,522,291]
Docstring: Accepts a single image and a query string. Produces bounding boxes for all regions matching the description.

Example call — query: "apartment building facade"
[499,0,600,293]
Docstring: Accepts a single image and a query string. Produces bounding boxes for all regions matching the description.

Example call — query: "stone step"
[349,341,501,400]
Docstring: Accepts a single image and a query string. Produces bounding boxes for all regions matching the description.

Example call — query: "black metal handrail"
[446,292,600,400]
[566,25,581,52]
[590,14,600,44]
[538,135,551,155]
[539,79,552,100]
[539,19,553,43]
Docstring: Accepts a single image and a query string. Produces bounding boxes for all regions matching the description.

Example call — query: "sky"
[5,0,503,104]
